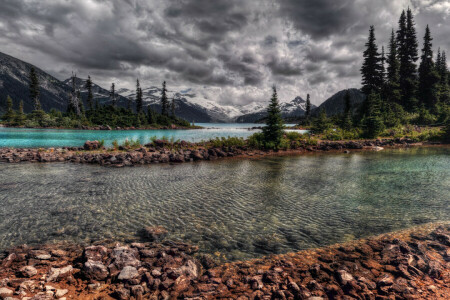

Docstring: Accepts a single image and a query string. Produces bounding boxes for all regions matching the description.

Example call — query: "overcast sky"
[0,0,448,106]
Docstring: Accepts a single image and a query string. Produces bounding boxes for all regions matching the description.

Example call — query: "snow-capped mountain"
[0,51,71,113]
[236,96,316,123]
[0,51,362,122]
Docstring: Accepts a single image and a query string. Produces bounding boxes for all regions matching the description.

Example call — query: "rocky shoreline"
[0,224,448,299]
[0,138,445,167]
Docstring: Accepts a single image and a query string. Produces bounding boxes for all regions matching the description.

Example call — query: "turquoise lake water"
[0,123,303,148]
[0,147,448,260]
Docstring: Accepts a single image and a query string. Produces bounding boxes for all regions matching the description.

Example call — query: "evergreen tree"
[418,25,440,108]
[68,74,80,116]
[386,29,401,104]
[341,90,353,130]
[85,75,93,111]
[16,100,26,126]
[3,95,15,122]
[397,8,419,110]
[312,108,332,133]
[136,79,143,114]
[305,94,311,124]
[171,98,175,117]
[147,105,155,124]
[381,46,386,82]
[161,81,168,116]
[262,86,284,148]
[110,83,116,107]
[361,26,384,95]
[363,92,384,138]
[437,50,449,104]
[29,67,41,111]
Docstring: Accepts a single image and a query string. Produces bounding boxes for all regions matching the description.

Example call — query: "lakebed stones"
[19,266,38,278]
[0,225,448,299]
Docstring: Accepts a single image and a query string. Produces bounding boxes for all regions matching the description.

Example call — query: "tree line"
[1,70,190,128]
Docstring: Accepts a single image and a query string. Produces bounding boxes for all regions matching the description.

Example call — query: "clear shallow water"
[0,147,449,260]
[0,123,302,148]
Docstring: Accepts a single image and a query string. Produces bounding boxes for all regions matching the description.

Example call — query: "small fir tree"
[312,108,332,133]
[341,90,353,130]
[110,83,116,107]
[363,92,384,138]
[3,95,15,122]
[305,94,311,124]
[85,75,94,111]
[136,79,143,114]
[262,86,284,148]
[161,81,168,116]
[15,100,26,126]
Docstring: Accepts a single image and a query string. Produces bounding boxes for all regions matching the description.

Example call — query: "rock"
[20,266,38,278]
[55,289,68,298]
[83,260,109,281]
[1,253,16,268]
[114,287,130,300]
[0,287,13,298]
[83,140,102,151]
[109,246,141,275]
[46,265,73,282]
[84,245,108,261]
[35,254,51,260]
[118,266,139,281]
[141,226,168,242]
[377,274,394,287]
[336,269,354,285]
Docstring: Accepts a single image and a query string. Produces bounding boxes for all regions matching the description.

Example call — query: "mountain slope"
[236,96,317,123]
[313,88,366,116]
[62,77,129,108]
[0,51,71,113]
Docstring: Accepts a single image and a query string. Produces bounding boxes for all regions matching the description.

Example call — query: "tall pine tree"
[136,79,143,114]
[418,25,440,108]
[262,86,284,148]
[397,8,419,111]
[386,29,401,104]
[361,26,384,95]
[29,67,41,111]
[305,94,311,125]
[161,81,168,116]
[110,83,116,107]
[437,50,449,104]
[85,75,93,111]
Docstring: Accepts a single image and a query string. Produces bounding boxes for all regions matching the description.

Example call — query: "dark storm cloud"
[278,0,359,39]
[0,0,447,106]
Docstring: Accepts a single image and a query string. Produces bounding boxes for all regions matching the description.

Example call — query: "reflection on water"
[0,147,448,260]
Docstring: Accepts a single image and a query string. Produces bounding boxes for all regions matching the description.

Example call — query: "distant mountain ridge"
[313,88,366,116]
[0,51,364,121]
[0,51,70,113]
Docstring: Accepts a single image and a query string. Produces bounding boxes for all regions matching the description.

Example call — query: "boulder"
[83,260,109,281]
[19,266,38,278]
[141,226,168,242]
[83,140,102,151]
[117,266,139,281]
[46,265,73,282]
[0,287,13,298]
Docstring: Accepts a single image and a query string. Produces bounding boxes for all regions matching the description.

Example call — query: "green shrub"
[209,136,245,148]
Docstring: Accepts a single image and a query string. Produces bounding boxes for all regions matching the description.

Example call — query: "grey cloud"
[0,0,447,107]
